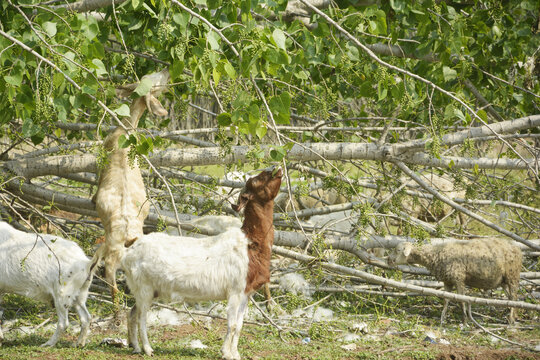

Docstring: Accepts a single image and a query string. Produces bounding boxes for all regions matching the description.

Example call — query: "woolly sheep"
[0,221,92,347]
[120,168,282,358]
[388,238,522,324]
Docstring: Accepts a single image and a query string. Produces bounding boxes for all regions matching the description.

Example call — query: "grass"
[0,291,539,360]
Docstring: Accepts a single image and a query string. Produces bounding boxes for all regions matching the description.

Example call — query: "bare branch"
[52,0,128,12]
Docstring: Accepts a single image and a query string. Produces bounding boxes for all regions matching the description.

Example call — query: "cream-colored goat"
[91,69,169,303]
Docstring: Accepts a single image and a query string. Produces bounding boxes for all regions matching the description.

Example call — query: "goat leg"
[128,305,140,352]
[0,296,4,343]
[74,302,91,347]
[230,295,249,360]
[223,293,247,360]
[42,303,69,347]
[137,301,153,356]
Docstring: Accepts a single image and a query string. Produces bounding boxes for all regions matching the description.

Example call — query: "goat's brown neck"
[242,200,275,294]
[242,201,274,244]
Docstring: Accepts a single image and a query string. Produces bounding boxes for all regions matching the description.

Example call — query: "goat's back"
[121,228,249,302]
[0,222,90,303]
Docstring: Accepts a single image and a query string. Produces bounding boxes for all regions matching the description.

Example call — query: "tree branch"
[52,0,128,12]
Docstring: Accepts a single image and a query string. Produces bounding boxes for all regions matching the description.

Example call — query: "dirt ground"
[433,346,540,360]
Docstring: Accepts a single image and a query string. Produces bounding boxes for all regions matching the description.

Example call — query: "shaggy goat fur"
[91,69,169,303]
[121,168,282,359]
[389,238,522,324]
[0,221,92,347]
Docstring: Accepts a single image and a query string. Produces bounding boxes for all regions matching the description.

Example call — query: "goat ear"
[146,95,168,117]
[232,193,253,212]
[403,242,413,257]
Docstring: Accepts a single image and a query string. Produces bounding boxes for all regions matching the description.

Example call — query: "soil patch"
[434,345,540,360]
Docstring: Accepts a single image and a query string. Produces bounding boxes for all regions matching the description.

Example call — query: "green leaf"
[4,72,22,87]
[207,31,220,50]
[42,22,57,37]
[132,0,143,9]
[268,92,291,125]
[477,109,488,123]
[118,134,130,149]
[136,137,153,155]
[169,61,184,81]
[270,146,287,161]
[272,29,287,50]
[91,59,107,76]
[443,66,457,81]
[212,67,221,85]
[22,118,40,138]
[217,112,232,126]
[377,81,387,101]
[256,125,267,139]
[134,77,153,97]
[114,104,131,117]
[173,13,189,30]
[223,61,236,79]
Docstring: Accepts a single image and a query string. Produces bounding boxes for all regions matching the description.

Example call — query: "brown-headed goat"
[121,168,282,359]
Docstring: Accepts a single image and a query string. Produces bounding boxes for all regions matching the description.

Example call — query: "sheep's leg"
[504,283,518,324]
[42,301,69,347]
[455,283,468,325]
[136,300,153,356]
[229,295,249,360]
[127,304,140,352]
[440,298,450,326]
[439,284,452,326]
[74,302,91,347]
[222,293,244,360]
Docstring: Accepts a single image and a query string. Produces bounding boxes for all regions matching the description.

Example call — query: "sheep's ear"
[403,242,413,257]
[232,193,253,212]
[146,95,168,117]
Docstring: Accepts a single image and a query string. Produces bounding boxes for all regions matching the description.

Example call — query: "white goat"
[0,221,92,347]
[121,168,282,359]
[91,69,169,303]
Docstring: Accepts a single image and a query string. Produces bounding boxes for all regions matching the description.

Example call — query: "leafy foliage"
[1,0,538,146]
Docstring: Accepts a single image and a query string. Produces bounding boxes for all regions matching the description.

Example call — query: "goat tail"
[86,244,106,282]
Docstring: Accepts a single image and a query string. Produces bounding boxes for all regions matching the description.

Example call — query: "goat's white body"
[188,215,242,236]
[123,228,249,302]
[121,228,249,358]
[0,221,92,347]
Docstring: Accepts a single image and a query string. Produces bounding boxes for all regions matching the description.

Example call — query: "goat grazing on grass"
[0,221,92,347]
[121,168,282,359]
[91,69,169,304]
[389,239,522,325]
